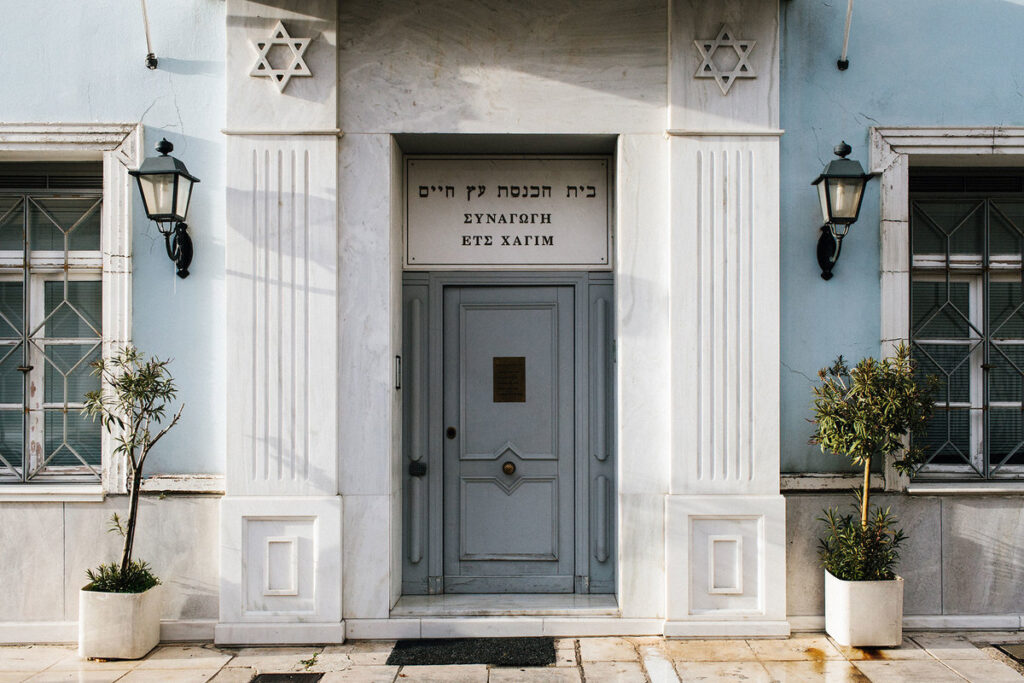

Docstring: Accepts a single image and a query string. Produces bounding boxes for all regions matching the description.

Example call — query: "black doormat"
[997,643,1024,662]
[386,637,556,667]
[251,675,323,682]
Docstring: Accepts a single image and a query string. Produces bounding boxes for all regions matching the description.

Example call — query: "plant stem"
[120,464,144,575]
[861,455,871,528]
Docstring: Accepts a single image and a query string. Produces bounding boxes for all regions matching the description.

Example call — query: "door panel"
[443,286,575,593]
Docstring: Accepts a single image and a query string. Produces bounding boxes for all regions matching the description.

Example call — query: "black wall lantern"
[129,139,199,278]
[812,141,875,280]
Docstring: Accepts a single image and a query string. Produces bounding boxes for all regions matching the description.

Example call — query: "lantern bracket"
[162,222,193,279]
[817,226,843,281]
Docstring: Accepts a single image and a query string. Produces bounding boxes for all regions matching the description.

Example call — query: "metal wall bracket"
[816,226,844,280]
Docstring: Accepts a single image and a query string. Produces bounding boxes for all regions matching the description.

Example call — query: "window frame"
[873,126,1024,492]
[0,124,139,498]
[909,195,1024,479]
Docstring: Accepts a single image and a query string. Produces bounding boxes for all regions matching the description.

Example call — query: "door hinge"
[395,355,402,390]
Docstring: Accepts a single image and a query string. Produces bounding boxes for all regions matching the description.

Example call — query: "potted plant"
[78,347,183,660]
[810,343,937,647]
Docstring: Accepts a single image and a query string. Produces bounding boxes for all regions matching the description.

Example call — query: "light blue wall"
[8,1,1022,476]
[779,0,1024,471]
[0,1,225,474]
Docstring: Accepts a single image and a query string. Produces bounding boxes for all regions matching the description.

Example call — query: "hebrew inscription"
[406,158,610,268]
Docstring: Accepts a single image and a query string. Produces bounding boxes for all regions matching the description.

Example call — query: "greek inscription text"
[464,212,552,224]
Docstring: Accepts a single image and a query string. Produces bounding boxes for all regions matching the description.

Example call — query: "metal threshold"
[391,594,619,618]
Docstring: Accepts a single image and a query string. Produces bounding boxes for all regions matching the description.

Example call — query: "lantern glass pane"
[138,173,176,218]
[817,181,830,224]
[827,176,865,221]
[174,176,193,221]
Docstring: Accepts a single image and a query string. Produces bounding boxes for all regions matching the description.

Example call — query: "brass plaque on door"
[493,356,526,403]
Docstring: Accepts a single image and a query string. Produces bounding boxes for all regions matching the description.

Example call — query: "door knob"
[502,461,516,475]
[446,426,457,439]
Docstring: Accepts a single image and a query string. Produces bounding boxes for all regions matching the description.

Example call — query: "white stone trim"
[221,128,342,136]
[790,614,1024,632]
[780,473,885,492]
[905,481,1024,496]
[344,617,666,639]
[666,129,784,137]
[0,484,104,503]
[0,124,140,155]
[215,622,346,646]
[139,474,226,494]
[871,126,1024,492]
[0,123,139,495]
[0,475,227,498]
[0,619,216,645]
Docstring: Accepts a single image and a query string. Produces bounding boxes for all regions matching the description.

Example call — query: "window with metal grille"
[910,171,1024,479]
[0,163,103,483]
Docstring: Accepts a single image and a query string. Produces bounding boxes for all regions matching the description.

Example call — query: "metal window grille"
[910,174,1024,480]
[0,186,103,483]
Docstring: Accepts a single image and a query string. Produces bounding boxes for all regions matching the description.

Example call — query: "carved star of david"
[249,21,312,93]
[694,25,757,95]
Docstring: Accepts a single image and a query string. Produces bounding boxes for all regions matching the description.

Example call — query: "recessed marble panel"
[690,518,759,613]
[64,496,220,621]
[618,493,666,619]
[337,1,667,135]
[784,493,941,617]
[343,495,392,619]
[244,518,316,615]
[338,133,397,497]
[941,497,1024,615]
[0,503,65,621]
[615,134,671,497]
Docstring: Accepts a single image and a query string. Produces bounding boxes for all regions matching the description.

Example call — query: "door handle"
[502,461,516,475]
[446,426,457,439]
[409,460,427,477]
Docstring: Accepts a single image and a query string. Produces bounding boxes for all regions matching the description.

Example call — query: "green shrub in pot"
[78,346,183,659]
[809,343,938,645]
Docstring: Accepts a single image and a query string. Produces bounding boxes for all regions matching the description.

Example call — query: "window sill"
[780,473,885,492]
[906,481,1024,495]
[139,474,224,495]
[0,484,104,503]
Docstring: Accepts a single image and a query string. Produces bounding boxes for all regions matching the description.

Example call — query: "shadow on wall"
[133,129,226,476]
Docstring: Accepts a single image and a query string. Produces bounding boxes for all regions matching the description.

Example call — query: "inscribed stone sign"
[406,157,610,268]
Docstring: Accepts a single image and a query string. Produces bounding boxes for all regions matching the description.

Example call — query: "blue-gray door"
[442,286,576,593]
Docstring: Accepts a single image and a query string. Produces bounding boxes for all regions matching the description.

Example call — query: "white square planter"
[79,584,161,660]
[824,570,903,647]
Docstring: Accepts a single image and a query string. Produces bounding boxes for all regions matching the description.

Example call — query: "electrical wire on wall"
[141,0,158,69]
[838,0,853,70]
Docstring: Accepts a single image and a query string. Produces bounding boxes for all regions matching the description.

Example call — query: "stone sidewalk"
[2,632,1023,682]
